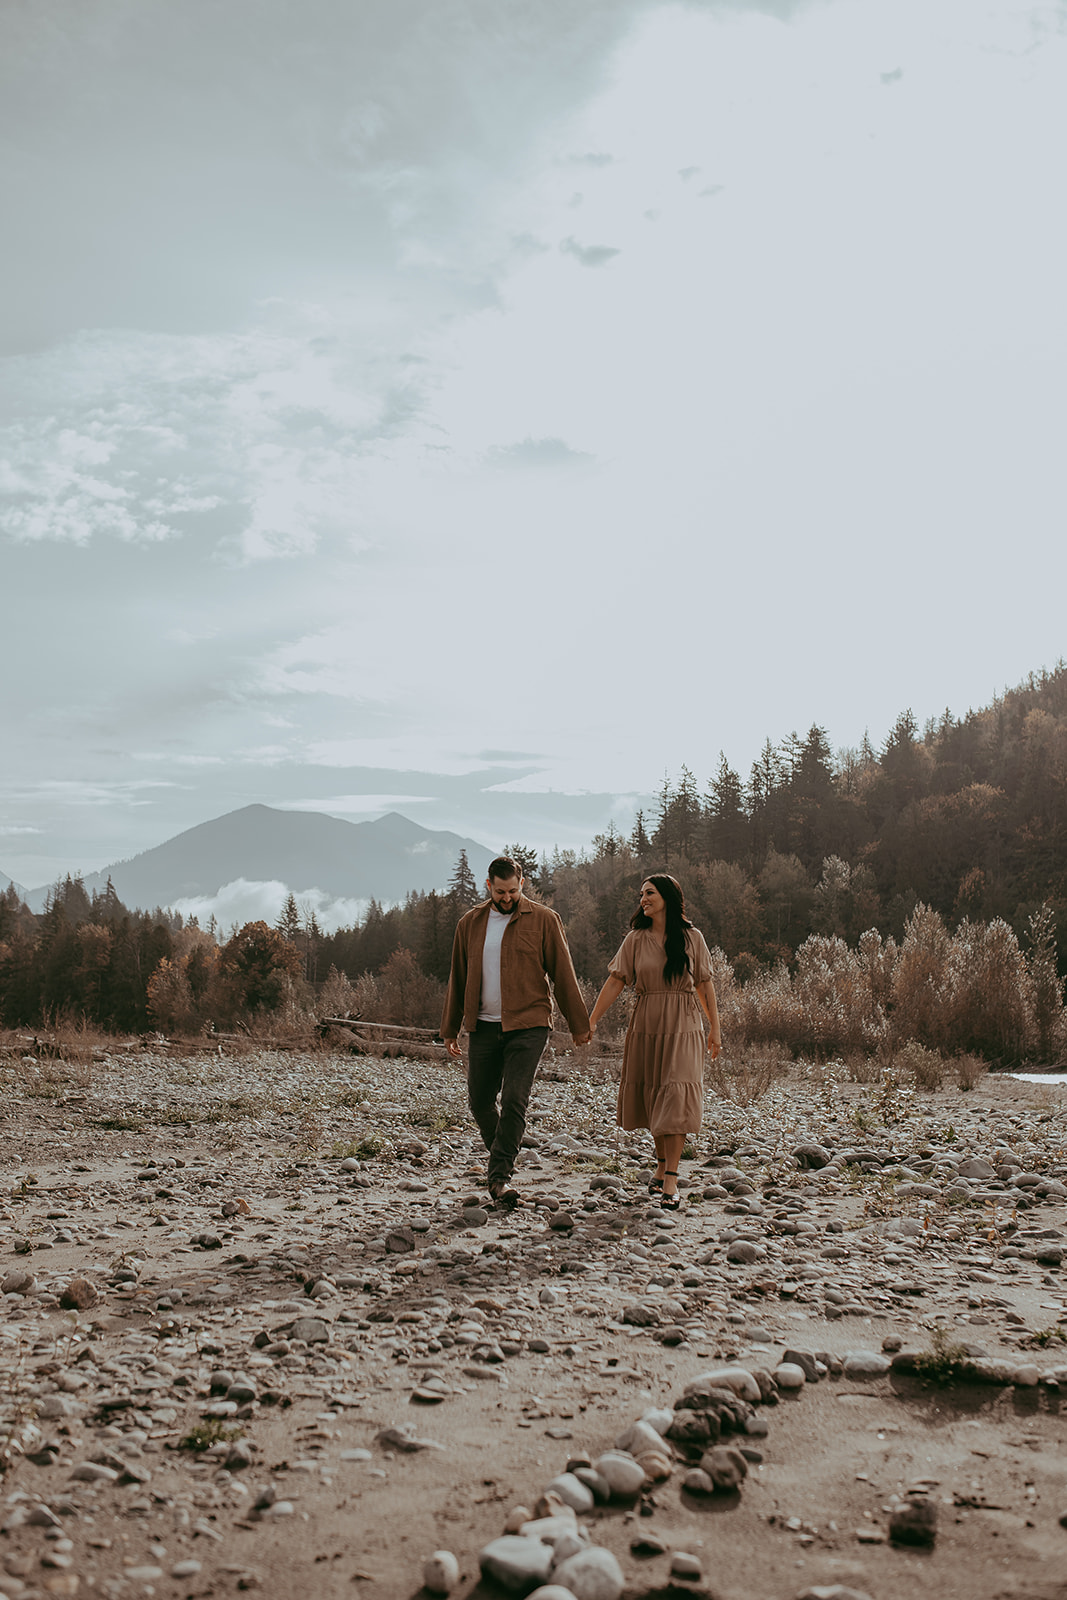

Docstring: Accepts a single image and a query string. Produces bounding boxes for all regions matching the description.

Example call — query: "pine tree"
[504,844,541,887]
[276,892,302,944]
[705,754,748,862]
[630,809,651,857]
[448,850,479,908]
[592,821,622,860]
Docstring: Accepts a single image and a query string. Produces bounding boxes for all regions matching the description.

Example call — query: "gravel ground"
[2,1040,1067,1600]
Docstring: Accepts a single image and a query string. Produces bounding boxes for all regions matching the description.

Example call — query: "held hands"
[573,1031,592,1046]
[444,1038,464,1061]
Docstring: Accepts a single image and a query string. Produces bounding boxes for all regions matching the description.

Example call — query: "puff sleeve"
[687,928,714,985]
[608,930,637,986]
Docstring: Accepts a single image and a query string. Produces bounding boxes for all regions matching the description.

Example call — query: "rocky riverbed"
[1,1041,1067,1600]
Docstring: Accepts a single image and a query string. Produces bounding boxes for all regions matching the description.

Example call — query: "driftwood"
[320,1018,440,1044]
[318,1016,445,1061]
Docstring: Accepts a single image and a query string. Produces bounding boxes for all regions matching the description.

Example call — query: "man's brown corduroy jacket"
[441,896,590,1038]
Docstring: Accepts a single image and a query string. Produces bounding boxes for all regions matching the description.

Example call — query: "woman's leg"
[660,1134,685,1197]
[652,1135,666,1181]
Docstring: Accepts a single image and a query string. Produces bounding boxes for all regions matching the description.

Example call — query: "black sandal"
[660,1171,681,1210]
[647,1176,664,1194]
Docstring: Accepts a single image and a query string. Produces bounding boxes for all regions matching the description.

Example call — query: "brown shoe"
[488,1180,520,1209]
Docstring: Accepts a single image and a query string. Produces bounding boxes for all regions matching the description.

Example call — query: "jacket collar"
[478,894,530,917]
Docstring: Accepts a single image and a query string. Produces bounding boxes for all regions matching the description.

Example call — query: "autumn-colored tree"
[371,947,445,1027]
[216,921,304,1018]
[146,957,197,1033]
[1025,903,1065,1062]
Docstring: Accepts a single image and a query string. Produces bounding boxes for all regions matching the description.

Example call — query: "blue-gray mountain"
[14,807,494,915]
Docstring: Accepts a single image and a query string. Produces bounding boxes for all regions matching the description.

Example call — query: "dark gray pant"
[466,1022,550,1187]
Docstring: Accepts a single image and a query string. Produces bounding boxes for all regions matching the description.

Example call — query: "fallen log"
[320,1017,441,1044]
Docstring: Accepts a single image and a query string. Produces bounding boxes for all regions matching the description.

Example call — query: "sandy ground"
[1,1041,1067,1600]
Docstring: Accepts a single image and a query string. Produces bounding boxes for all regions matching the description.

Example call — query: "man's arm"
[542,911,591,1041]
[441,917,469,1055]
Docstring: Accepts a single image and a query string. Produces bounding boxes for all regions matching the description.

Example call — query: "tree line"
[1,663,1065,1061]
[0,875,303,1035]
[314,663,1067,989]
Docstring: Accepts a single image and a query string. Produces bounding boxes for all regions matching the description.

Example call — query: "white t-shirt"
[478,906,514,1021]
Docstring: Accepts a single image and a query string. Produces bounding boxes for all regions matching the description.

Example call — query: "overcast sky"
[3,0,1066,899]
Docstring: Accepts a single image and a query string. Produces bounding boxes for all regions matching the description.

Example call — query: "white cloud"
[0,414,216,545]
[171,877,370,934]
[0,319,420,563]
[279,795,432,814]
[132,753,225,767]
[1,779,182,809]
[302,739,499,776]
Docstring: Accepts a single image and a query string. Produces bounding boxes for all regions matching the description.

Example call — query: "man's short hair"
[487,855,522,882]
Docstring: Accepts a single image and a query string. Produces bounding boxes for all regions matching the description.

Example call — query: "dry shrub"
[790,935,888,1055]
[1026,904,1066,1063]
[706,1042,790,1106]
[318,964,358,1019]
[844,1052,882,1083]
[5,1016,114,1067]
[727,960,799,1051]
[892,903,952,1049]
[954,1053,987,1091]
[704,911,1059,1070]
[350,949,444,1028]
[721,935,892,1059]
[894,1038,944,1091]
[945,918,1031,1063]
[891,907,1040,1064]
[15,1055,94,1097]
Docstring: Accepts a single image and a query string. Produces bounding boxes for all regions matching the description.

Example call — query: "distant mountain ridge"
[18,806,494,914]
[1,871,28,901]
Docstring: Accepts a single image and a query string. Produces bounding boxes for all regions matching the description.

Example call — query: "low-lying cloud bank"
[171,879,370,937]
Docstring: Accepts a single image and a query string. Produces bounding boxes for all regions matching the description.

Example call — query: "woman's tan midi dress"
[609,926,713,1138]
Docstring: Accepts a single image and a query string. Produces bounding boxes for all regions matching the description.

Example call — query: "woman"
[589,874,721,1209]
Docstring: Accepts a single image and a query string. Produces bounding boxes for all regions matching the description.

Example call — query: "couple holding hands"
[442,856,721,1211]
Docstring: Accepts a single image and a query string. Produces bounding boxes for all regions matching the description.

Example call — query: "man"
[442,856,591,1207]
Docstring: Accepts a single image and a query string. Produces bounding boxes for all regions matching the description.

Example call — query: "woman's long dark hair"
[630,873,692,984]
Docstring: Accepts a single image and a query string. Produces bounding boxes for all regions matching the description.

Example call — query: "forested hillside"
[317,664,1067,984]
[2,664,1065,1062]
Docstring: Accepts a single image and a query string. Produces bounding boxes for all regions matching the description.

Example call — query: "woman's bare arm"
[696,979,722,1058]
[589,974,625,1032]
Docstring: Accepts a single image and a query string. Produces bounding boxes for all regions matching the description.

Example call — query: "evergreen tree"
[503,844,541,887]
[92,876,124,925]
[592,821,622,861]
[276,892,301,941]
[630,809,651,857]
[705,754,748,862]
[448,849,480,908]
[304,908,322,984]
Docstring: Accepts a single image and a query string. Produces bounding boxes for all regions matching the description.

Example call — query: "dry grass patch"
[954,1053,988,1091]
[706,1042,792,1106]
